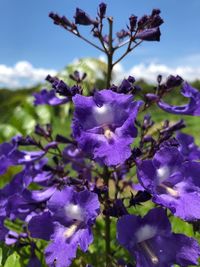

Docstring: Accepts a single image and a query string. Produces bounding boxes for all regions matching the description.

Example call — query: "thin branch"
[62,26,105,53]
[113,40,143,66]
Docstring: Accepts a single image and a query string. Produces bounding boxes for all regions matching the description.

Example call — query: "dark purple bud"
[69,70,87,83]
[151,9,161,16]
[61,16,74,28]
[150,15,164,27]
[136,27,161,41]
[132,147,142,158]
[55,134,73,144]
[35,124,50,137]
[127,76,135,83]
[103,199,128,218]
[145,93,159,102]
[49,12,74,28]
[53,80,71,96]
[117,79,133,93]
[15,136,37,146]
[98,2,107,19]
[45,74,57,84]
[166,75,183,89]
[49,12,61,25]
[129,15,137,31]
[110,84,118,92]
[74,8,98,26]
[137,15,149,29]
[129,190,152,206]
[116,29,129,40]
[161,119,186,133]
[157,74,162,84]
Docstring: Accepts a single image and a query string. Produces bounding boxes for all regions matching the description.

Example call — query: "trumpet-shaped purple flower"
[28,186,100,267]
[33,89,68,106]
[117,208,200,267]
[72,90,142,166]
[137,146,200,221]
[0,140,46,175]
[136,27,161,41]
[158,82,200,115]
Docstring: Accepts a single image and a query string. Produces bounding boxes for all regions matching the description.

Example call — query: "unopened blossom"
[28,186,100,267]
[137,146,200,221]
[72,89,142,166]
[158,82,200,115]
[117,208,200,267]
[136,27,161,41]
[74,8,98,26]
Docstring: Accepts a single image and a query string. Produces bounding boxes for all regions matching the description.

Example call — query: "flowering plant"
[1,2,200,267]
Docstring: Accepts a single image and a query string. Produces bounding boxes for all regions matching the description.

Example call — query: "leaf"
[0,248,2,266]
[4,252,21,267]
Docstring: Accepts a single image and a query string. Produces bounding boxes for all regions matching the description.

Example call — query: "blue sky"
[0,0,200,87]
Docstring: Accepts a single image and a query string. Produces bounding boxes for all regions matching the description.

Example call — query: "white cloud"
[0,61,57,88]
[113,62,200,84]
[1,58,200,89]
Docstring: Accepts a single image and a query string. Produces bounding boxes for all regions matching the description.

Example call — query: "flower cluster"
[0,2,200,267]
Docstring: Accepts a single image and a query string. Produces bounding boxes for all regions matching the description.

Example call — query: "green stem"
[104,166,111,267]
[104,17,114,267]
[106,17,114,88]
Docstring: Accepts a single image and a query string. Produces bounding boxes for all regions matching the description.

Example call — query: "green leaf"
[0,248,2,266]
[171,216,194,236]
[4,252,21,267]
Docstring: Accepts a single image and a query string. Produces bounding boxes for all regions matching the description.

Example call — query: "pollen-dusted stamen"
[140,241,159,265]
[159,183,179,198]
[64,221,80,238]
[103,127,114,139]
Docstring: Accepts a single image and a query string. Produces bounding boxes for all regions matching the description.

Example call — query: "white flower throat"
[93,104,114,126]
[63,204,84,239]
[64,203,84,221]
[156,166,179,198]
[93,104,115,139]
[136,225,159,265]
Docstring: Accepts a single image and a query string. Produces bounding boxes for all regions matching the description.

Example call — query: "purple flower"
[117,208,200,267]
[0,141,46,175]
[137,146,200,221]
[158,82,200,115]
[7,186,56,221]
[176,132,200,160]
[98,3,107,19]
[72,90,142,166]
[129,15,137,32]
[74,8,98,26]
[33,89,68,106]
[136,27,161,41]
[28,187,100,267]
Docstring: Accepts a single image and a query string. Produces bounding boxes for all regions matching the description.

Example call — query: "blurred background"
[0,0,200,142]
